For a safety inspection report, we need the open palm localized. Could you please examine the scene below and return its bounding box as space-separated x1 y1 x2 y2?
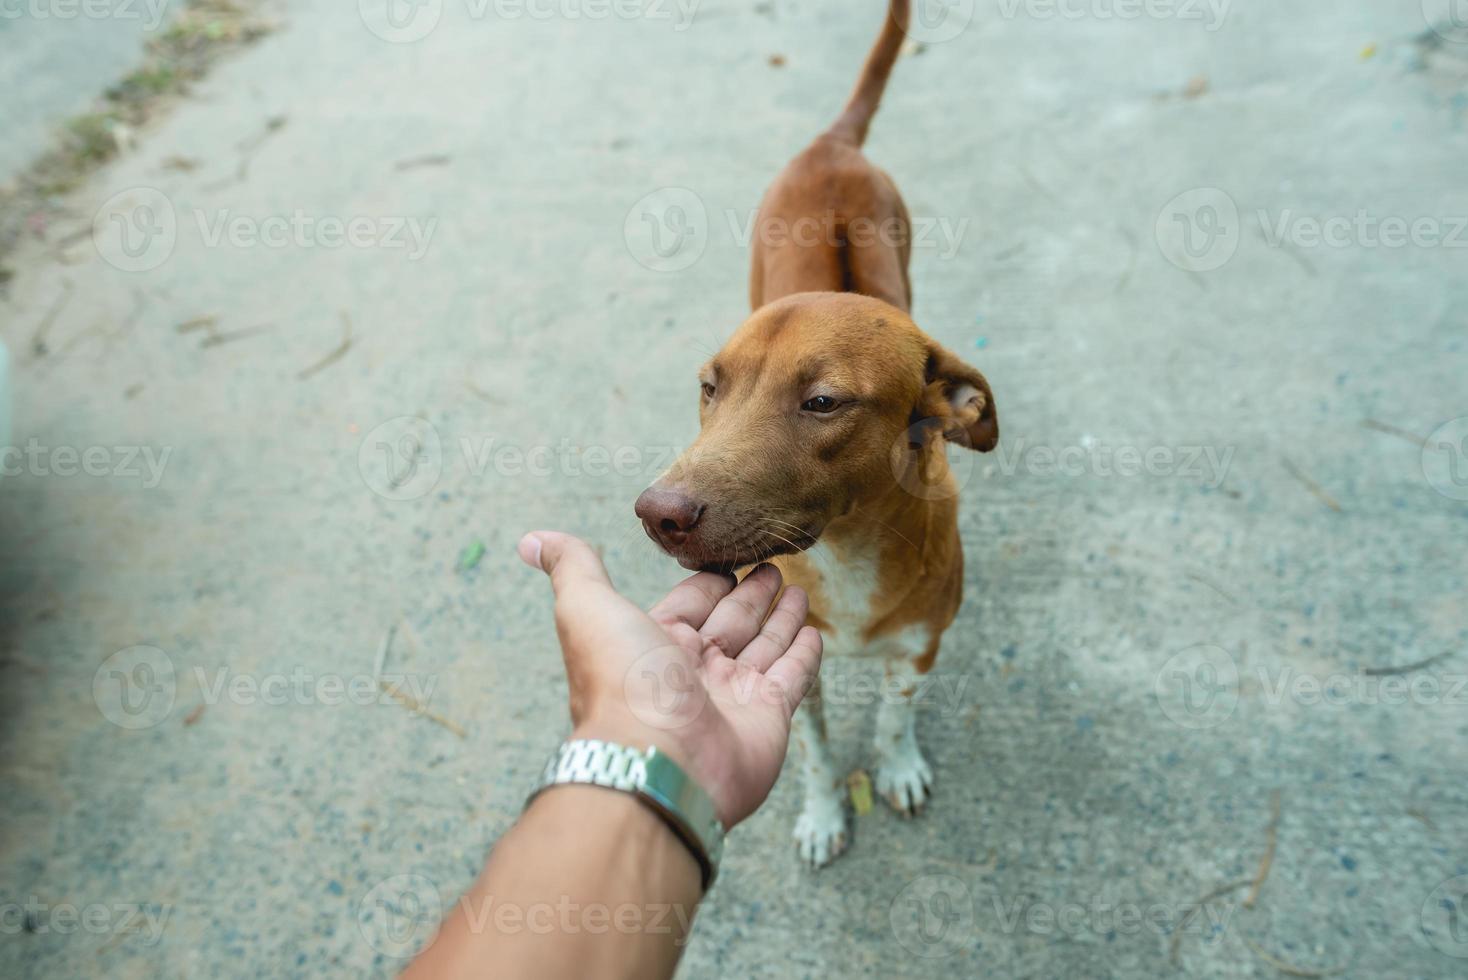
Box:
519 531 823 829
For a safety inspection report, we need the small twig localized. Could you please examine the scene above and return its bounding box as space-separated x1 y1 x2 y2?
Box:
1242 937 1347 977
1281 457 1341 513
379 680 465 738
1185 571 1238 605
297 312 353 380
394 153 451 171
199 322 273 349
1361 418 1427 448
398 616 427 660
1244 790 1282 908
1170 879 1253 965
203 114 286 190
1405 806 1437 831
465 378 503 404
29 278 75 358
175 314 218 334
1362 650 1453 677
373 623 396 681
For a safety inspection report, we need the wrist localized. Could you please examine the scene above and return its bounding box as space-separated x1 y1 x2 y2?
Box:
571 713 696 777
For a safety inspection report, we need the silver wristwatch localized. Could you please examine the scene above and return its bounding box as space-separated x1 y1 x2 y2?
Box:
526 739 725 890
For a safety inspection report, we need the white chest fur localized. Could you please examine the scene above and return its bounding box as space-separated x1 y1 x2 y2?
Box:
803 541 876 657
802 541 933 661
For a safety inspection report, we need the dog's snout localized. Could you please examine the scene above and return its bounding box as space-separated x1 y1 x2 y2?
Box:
635 486 705 547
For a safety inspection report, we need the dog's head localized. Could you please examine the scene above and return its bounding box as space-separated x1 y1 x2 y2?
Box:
635 292 997 571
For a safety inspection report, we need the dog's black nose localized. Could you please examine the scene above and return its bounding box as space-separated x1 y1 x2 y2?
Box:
635 486 705 547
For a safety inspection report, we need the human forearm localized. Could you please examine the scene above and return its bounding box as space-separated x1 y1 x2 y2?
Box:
403 783 702 980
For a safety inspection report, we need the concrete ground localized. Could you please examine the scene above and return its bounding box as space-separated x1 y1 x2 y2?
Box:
1 1 1466 977
0 3 177 179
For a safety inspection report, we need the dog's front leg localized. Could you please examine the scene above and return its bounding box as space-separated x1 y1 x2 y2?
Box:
791 675 849 867
874 655 934 816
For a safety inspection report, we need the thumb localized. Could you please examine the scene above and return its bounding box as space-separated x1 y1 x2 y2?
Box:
518 531 614 596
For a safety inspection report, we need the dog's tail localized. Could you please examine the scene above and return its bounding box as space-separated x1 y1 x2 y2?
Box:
824 0 910 147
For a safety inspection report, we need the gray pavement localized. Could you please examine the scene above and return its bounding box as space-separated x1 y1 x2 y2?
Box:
0 1 176 180
0 1 1466 977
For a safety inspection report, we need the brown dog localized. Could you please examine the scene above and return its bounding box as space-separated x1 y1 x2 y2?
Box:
635 0 998 867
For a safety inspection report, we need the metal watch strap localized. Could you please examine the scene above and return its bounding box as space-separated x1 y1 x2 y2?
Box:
525 739 725 890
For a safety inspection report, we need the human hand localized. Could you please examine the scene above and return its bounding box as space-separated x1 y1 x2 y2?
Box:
517 531 823 829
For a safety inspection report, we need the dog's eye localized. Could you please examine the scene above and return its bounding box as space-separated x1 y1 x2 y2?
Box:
701 382 716 400
801 395 838 413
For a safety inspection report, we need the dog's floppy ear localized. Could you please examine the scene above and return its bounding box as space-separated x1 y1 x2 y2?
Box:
913 341 999 452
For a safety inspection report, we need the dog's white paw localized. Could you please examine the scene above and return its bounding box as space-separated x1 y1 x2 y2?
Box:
875 746 933 817
794 798 849 868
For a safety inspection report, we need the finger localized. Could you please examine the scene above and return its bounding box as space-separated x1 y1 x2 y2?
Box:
518 531 615 598
765 626 823 716
648 570 737 631
698 563 783 659
735 585 809 673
